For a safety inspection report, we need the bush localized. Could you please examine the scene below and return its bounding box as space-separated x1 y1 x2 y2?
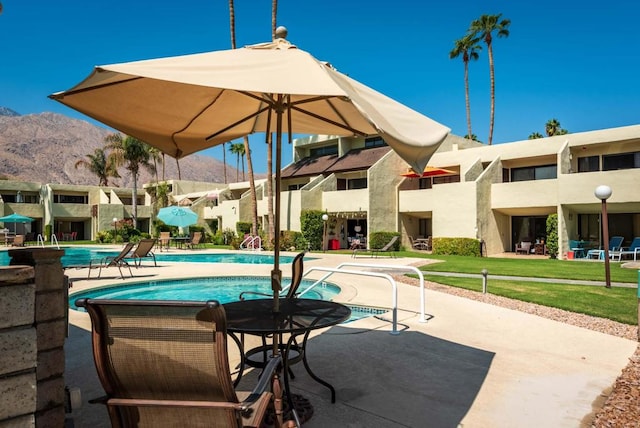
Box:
300 210 325 251
236 222 252 236
546 214 559 259
432 237 481 256
368 231 401 250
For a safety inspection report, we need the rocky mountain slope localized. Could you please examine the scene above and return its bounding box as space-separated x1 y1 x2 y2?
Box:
0 108 242 187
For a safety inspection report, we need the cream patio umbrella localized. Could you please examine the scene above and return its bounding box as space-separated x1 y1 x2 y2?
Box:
49 31 450 313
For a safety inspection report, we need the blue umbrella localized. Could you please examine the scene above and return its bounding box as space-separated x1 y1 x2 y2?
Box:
157 206 198 228
0 213 34 234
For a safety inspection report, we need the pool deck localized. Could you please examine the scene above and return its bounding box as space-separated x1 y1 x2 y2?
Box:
63 249 637 427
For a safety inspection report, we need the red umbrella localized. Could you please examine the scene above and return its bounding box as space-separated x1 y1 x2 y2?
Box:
400 166 455 178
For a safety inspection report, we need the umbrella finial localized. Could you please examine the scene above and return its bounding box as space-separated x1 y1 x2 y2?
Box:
275 26 288 39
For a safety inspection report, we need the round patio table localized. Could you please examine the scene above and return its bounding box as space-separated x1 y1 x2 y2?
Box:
223 298 351 426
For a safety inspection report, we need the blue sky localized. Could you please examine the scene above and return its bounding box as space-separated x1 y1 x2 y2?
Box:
2 1 639 173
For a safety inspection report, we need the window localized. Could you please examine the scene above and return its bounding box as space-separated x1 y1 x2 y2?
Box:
364 136 387 148
418 178 432 189
502 168 510 183
602 151 640 171
310 145 338 157
347 178 367 190
432 175 460 185
577 156 599 172
511 164 557 182
287 183 305 191
53 194 87 204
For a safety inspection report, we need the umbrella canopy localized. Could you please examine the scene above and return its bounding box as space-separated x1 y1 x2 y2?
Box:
157 206 198 228
0 213 34 234
400 166 456 178
0 213 35 223
49 32 450 314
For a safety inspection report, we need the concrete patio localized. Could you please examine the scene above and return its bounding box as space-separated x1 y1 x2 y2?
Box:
63 250 637 427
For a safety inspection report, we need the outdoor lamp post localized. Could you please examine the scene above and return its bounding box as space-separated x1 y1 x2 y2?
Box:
113 217 118 244
595 185 612 288
322 213 329 252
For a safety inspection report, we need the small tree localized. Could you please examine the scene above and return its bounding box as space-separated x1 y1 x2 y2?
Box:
300 210 325 251
546 214 559 259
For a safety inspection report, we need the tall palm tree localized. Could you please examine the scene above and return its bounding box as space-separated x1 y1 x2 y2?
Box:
148 147 162 183
104 133 155 229
449 34 482 141
469 14 510 145
229 142 245 182
528 132 544 140
228 0 260 236
74 148 120 186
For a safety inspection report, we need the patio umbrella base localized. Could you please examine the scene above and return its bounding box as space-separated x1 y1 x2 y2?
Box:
262 393 314 427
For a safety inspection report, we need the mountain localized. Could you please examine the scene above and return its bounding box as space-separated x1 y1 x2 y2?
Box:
0 109 243 187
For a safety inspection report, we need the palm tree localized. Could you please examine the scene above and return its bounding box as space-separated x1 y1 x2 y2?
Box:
228 0 260 237
264 0 278 245
104 133 155 229
449 34 481 141
545 119 568 137
528 132 544 140
469 14 510 145
229 142 245 182
74 148 120 186
148 147 162 183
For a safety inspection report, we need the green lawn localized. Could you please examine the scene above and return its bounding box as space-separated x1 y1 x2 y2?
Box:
406 254 639 325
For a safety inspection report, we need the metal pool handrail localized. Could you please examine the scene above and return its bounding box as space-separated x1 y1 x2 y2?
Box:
299 263 426 325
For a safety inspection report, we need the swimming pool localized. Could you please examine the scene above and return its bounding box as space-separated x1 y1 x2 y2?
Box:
68 276 386 323
0 247 299 268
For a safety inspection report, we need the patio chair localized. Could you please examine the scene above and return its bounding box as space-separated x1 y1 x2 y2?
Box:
515 241 532 255
74 298 293 428
237 252 306 382
11 234 25 247
158 231 171 251
610 237 640 261
128 238 157 267
186 231 203 249
87 242 135 279
587 236 624 260
409 236 429 251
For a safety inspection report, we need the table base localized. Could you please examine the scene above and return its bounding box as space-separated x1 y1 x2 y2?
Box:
261 393 314 428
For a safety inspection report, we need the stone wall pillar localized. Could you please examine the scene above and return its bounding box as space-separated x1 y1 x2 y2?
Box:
3 248 66 428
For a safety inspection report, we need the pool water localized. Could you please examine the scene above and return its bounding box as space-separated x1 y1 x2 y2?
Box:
0 247 298 268
68 276 386 323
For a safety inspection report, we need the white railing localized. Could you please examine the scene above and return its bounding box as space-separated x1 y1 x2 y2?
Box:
298 263 426 335
37 233 60 249
240 235 262 251
51 234 60 249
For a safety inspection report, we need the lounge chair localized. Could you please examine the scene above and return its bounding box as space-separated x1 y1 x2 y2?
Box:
610 237 640 261
74 298 294 428
127 238 157 267
587 236 624 260
353 235 399 258
515 241 532 255
87 242 135 279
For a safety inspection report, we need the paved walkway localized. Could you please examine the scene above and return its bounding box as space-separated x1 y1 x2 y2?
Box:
63 250 638 427
424 270 637 288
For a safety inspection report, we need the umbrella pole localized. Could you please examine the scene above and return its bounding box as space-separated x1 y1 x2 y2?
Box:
271 96 284 356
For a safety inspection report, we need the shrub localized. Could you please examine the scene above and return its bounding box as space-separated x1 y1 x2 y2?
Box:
236 221 252 236
432 237 481 256
546 214 559 259
300 210 325 251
